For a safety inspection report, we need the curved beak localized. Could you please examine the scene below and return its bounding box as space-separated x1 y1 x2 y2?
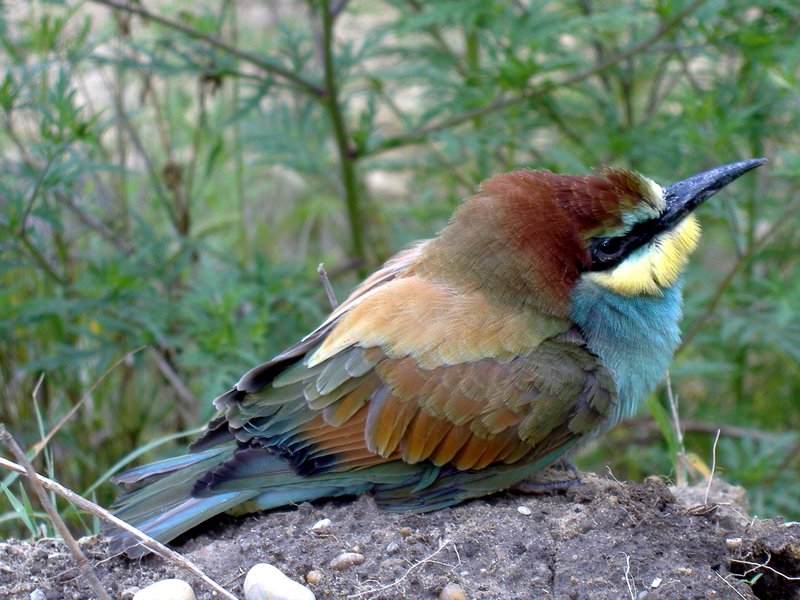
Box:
659 158 767 231
588 158 768 272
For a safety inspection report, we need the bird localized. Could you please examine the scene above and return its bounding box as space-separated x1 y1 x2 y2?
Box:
108 158 766 557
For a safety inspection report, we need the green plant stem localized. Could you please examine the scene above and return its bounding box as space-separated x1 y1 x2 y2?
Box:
318 0 366 273
90 0 326 97
2 224 69 287
363 0 710 157
106 78 175 228
19 144 66 235
223 0 249 258
329 0 350 19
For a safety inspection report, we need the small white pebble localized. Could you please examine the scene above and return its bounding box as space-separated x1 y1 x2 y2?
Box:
517 506 532 516
386 541 399 553
726 537 742 550
244 564 315 600
439 583 466 600
328 552 365 570
650 577 662 588
311 518 332 532
31 590 46 600
133 579 195 600
305 570 322 584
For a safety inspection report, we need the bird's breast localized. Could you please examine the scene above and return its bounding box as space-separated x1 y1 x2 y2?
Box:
569 277 684 424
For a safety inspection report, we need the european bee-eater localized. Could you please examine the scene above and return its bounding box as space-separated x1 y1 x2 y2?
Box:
108 159 765 557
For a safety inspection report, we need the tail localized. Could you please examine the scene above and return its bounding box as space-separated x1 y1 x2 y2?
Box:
107 440 566 557
107 447 251 557
106 445 405 557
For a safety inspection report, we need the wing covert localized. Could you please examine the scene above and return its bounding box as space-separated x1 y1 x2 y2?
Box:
195 249 616 483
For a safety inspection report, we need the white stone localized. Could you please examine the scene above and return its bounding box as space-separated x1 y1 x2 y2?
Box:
132 579 195 600
517 505 532 515
726 537 742 550
439 583 466 600
244 563 315 600
311 518 332 532
305 570 322 584
328 552 365 570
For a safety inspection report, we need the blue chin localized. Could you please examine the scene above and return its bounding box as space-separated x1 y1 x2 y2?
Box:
569 276 684 426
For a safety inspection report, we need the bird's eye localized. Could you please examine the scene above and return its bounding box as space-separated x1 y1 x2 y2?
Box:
589 236 630 271
593 237 624 258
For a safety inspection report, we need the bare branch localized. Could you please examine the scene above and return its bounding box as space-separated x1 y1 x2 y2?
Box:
0 454 239 600
317 0 367 272
90 0 326 97
318 263 340 309
0 426 112 600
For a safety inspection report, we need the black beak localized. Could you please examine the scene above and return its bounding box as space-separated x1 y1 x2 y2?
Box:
659 158 767 232
589 158 767 271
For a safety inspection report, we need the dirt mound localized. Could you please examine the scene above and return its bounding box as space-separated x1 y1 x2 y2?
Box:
2 474 798 599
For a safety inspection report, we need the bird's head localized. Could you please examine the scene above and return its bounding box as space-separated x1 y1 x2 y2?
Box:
581 159 767 297
417 159 766 317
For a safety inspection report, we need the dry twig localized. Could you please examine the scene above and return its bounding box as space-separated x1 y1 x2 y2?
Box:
712 570 749 599
0 454 239 600
318 263 340 309
731 553 800 581
623 553 635 600
0 426 112 600
29 348 145 460
704 429 721 505
349 539 452 599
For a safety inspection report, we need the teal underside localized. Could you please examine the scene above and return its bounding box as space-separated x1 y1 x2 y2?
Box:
570 275 684 426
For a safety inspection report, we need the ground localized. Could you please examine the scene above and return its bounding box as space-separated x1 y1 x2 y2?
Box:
2 474 800 600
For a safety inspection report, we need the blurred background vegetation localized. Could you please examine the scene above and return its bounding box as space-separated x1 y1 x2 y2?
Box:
2 0 799 539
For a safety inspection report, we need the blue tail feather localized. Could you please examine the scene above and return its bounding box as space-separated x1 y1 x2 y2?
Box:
111 492 255 558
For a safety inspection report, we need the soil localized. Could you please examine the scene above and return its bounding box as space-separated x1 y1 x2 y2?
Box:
2 474 799 600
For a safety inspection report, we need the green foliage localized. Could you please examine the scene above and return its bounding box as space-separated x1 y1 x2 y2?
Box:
1 483 47 538
646 393 681 466
1 0 799 539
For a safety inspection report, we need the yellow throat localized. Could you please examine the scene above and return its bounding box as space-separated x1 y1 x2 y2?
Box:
586 214 701 296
